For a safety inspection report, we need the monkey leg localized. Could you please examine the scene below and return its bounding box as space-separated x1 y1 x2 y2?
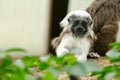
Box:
94 24 118 56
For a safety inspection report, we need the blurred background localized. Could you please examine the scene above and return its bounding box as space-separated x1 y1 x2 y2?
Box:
0 0 94 57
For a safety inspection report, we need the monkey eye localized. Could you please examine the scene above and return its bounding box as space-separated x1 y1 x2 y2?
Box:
90 21 93 25
68 18 71 23
74 20 79 25
81 21 87 26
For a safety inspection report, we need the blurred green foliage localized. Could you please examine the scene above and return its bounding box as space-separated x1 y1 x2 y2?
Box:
92 42 120 80
0 42 120 80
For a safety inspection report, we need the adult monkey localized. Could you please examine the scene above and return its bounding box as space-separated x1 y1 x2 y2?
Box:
86 0 120 56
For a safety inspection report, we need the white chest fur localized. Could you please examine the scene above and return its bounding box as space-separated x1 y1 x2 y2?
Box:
70 37 89 54
56 33 91 61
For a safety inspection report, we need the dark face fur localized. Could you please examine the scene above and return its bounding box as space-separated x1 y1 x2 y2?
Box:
68 15 92 36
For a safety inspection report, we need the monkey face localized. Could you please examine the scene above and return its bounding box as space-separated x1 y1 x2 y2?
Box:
60 10 93 37
70 17 88 36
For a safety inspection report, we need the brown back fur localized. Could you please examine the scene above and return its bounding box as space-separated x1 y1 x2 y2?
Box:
86 0 120 55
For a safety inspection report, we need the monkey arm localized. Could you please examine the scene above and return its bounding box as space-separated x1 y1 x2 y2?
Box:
56 34 73 57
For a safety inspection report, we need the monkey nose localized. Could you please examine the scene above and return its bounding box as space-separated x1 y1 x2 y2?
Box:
76 27 84 33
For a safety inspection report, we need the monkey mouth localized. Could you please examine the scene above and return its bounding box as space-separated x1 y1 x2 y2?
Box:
72 27 87 36
72 30 87 37
73 32 86 37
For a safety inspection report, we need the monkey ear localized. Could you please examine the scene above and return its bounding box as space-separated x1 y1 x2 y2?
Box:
59 12 74 28
90 20 94 29
59 17 69 28
88 16 94 29
59 15 75 27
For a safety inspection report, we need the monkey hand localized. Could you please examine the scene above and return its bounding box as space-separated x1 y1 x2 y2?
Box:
56 47 69 57
87 52 100 59
75 54 87 62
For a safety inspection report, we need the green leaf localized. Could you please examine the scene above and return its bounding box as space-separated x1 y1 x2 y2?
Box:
25 74 34 80
83 60 101 73
39 62 49 71
64 62 87 77
4 48 27 53
0 56 12 68
98 65 118 77
44 72 57 80
92 71 102 76
97 75 104 80
8 65 33 80
102 66 114 73
110 57 120 63
115 70 120 78
22 56 40 67
46 55 65 68
49 55 64 65
63 54 77 65
14 60 26 69
40 55 51 62
106 49 120 58
47 67 61 77
110 42 120 50
36 77 43 80
104 71 116 80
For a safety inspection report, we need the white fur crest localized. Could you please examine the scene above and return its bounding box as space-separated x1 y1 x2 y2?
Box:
60 10 92 28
